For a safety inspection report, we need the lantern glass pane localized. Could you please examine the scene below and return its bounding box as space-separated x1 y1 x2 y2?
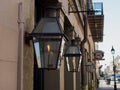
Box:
57 39 65 69
33 36 62 69
66 56 80 72
87 66 91 72
34 42 42 68
111 50 115 55
78 56 82 71
86 62 93 72
66 57 70 71
39 40 61 69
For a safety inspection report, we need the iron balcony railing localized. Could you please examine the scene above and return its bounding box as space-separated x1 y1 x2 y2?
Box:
87 2 104 42
87 2 103 16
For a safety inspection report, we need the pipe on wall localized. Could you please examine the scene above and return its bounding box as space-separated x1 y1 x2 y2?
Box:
80 13 88 89
17 2 24 90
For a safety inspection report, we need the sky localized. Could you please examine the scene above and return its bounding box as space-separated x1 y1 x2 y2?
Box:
93 0 120 70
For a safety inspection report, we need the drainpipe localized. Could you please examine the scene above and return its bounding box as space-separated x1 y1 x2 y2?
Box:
17 2 24 90
87 39 92 88
80 13 88 90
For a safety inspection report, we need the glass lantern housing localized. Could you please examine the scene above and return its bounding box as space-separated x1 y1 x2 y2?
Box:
86 61 92 72
64 40 82 72
33 18 66 70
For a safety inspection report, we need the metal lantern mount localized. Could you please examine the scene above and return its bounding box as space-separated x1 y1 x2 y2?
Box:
25 17 67 70
64 38 82 72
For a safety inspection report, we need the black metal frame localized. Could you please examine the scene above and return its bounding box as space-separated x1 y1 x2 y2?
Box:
113 60 117 90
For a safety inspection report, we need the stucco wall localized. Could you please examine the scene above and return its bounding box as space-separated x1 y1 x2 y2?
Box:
0 0 35 90
0 0 18 90
23 0 34 90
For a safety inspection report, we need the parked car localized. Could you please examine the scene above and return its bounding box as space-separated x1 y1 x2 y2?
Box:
116 74 120 83
110 74 120 82
110 74 114 81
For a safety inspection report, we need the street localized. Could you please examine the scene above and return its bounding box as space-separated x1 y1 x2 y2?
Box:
97 80 120 90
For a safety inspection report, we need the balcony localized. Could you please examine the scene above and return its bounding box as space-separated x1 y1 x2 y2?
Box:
88 2 104 42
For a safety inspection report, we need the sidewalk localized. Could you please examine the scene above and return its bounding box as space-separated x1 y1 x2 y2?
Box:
97 80 120 90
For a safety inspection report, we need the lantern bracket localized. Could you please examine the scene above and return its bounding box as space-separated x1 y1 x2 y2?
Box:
24 32 33 45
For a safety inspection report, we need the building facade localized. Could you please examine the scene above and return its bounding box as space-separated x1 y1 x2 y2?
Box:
0 0 104 90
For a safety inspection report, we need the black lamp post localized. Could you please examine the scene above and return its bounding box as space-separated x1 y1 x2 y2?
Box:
111 46 117 90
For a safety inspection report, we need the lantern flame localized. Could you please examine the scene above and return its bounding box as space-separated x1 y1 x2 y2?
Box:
47 44 51 52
